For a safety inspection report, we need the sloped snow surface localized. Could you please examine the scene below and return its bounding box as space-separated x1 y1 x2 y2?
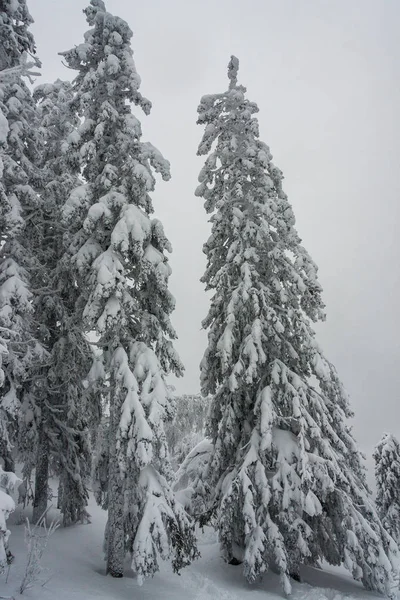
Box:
0 487 388 600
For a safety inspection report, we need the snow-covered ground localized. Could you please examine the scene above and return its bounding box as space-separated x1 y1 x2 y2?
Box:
0 490 384 600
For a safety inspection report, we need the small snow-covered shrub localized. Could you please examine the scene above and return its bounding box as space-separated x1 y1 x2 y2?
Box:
173 438 214 513
166 394 211 470
0 467 20 571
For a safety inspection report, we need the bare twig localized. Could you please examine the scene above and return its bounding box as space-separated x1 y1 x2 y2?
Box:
19 507 59 595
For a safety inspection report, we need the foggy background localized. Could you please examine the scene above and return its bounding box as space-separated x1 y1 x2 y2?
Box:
31 0 400 466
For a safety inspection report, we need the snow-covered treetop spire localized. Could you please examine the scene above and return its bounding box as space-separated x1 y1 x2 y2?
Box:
60 0 151 131
83 0 106 26
227 55 239 89
89 0 106 10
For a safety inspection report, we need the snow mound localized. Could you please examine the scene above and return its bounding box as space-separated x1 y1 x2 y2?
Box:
297 585 358 600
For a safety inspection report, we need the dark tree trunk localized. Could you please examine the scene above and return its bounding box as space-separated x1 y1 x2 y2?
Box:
32 423 49 524
228 557 242 566
106 387 125 578
290 570 302 583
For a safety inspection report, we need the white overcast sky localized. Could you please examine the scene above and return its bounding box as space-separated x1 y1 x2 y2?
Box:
30 0 399 460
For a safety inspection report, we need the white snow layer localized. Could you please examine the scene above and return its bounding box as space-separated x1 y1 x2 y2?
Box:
0 487 387 600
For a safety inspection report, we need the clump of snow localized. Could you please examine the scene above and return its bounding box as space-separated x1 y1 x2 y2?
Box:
0 467 20 571
0 109 8 144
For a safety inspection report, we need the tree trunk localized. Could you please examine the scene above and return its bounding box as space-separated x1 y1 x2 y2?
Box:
2 449 15 474
290 569 302 583
106 388 125 577
32 423 49 524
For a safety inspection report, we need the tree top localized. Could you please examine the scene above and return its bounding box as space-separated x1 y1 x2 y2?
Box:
84 0 106 25
228 55 239 89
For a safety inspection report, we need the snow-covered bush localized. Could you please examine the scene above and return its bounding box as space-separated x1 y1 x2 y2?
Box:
166 394 211 469
0 466 20 571
173 438 214 512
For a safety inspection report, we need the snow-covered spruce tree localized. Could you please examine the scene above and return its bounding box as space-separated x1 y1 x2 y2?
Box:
0 1 93 526
373 433 400 544
19 79 101 526
60 0 198 580
0 0 46 476
193 56 399 597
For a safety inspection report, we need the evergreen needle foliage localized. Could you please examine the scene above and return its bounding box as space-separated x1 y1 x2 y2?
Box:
193 56 399 597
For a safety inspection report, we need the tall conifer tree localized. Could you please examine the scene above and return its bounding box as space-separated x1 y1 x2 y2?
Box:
23 80 100 525
0 0 46 476
194 56 398 597
60 0 197 580
374 433 400 545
